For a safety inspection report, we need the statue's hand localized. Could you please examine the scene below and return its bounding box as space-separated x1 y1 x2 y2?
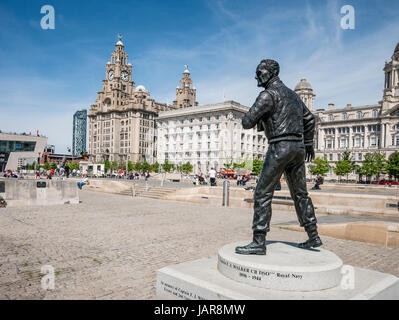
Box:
305 145 315 163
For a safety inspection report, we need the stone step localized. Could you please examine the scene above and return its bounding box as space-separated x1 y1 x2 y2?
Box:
127 186 176 191
120 189 175 195
119 186 177 199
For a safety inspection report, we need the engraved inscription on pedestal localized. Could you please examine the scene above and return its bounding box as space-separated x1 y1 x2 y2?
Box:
157 279 206 300
218 242 343 292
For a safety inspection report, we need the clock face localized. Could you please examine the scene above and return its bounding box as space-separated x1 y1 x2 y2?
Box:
108 70 114 80
121 71 129 82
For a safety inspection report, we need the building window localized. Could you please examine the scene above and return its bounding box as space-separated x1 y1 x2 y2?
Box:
328 114 334 121
372 109 379 118
358 153 362 161
356 111 363 119
370 136 377 147
342 113 347 120
329 154 333 161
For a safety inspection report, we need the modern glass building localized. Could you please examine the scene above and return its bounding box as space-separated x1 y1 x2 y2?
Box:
72 109 87 157
0 133 48 171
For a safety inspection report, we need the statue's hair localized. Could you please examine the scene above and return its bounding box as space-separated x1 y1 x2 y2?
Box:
259 59 280 77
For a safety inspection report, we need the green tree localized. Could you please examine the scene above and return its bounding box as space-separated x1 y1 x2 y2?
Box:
251 158 264 176
151 161 160 173
111 161 118 171
223 159 233 170
43 162 50 170
374 152 387 180
67 162 79 171
233 161 246 170
386 152 399 180
358 152 387 182
127 160 134 172
104 159 111 172
181 162 193 173
142 161 151 172
162 159 174 172
133 162 142 171
333 151 355 181
50 163 57 170
118 162 126 170
309 156 330 176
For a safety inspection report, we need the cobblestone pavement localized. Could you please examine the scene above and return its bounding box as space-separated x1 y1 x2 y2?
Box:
1 190 399 300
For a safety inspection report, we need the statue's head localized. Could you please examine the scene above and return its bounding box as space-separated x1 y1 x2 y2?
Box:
255 59 280 87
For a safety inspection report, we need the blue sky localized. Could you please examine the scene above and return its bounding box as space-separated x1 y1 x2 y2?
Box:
0 0 398 153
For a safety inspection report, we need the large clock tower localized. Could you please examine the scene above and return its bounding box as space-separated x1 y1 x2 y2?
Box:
97 34 135 112
88 35 172 164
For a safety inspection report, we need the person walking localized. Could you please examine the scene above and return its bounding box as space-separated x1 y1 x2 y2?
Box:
236 174 242 186
209 167 217 186
65 165 70 178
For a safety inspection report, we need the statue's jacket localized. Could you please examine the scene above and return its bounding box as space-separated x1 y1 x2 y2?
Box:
242 77 315 146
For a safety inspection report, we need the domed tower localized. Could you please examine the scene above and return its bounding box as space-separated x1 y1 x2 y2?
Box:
173 65 198 109
295 78 316 111
382 42 399 112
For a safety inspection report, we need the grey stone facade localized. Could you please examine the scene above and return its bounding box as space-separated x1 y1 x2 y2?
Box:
297 42 399 179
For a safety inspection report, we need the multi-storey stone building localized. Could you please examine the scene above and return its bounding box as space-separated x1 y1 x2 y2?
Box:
156 101 268 173
88 37 173 164
295 41 399 178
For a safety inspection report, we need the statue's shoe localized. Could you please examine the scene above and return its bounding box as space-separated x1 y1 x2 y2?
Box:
298 236 323 249
235 242 266 255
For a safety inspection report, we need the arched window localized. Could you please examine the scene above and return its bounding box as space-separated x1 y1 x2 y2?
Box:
328 114 334 121
356 111 363 119
342 113 347 120
372 109 379 118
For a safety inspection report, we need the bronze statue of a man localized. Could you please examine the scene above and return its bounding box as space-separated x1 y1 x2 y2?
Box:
235 59 322 255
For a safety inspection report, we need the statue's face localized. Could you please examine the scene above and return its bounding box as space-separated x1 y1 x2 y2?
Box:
255 63 273 87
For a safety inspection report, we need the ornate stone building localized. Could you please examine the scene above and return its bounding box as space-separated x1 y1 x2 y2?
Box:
156 101 268 173
173 66 198 109
295 78 316 111
297 42 399 179
88 37 173 164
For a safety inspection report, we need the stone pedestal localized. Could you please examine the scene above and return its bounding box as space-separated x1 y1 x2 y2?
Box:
156 242 399 300
218 242 342 291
